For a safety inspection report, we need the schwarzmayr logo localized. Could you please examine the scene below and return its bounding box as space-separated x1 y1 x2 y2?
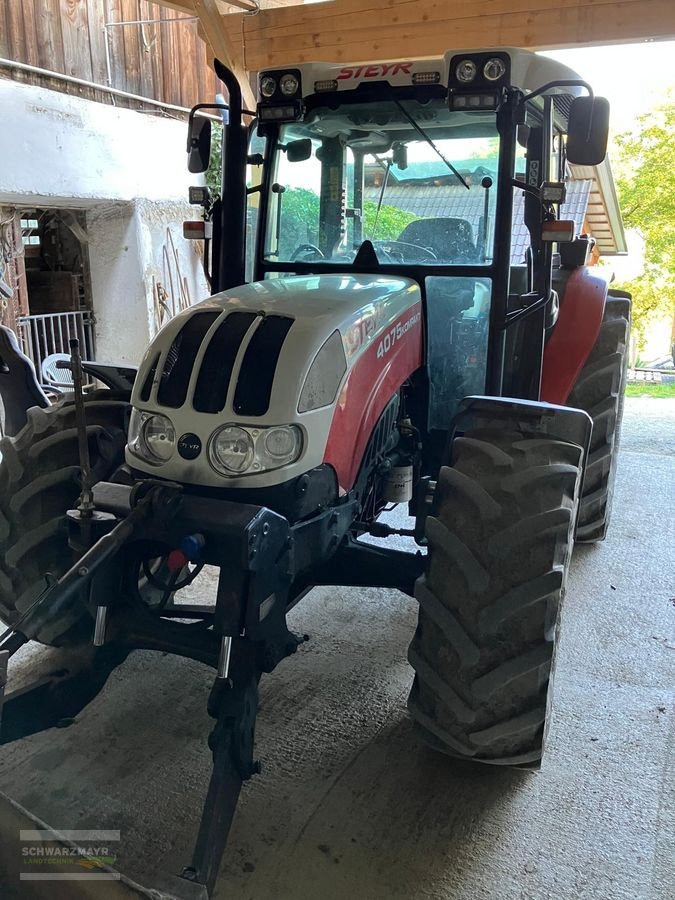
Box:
20 829 120 881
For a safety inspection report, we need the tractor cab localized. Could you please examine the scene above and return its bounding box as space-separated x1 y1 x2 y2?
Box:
184 48 609 467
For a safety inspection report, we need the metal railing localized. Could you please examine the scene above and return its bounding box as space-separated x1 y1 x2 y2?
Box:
18 310 96 387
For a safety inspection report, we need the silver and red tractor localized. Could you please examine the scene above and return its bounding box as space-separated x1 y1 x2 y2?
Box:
0 48 630 896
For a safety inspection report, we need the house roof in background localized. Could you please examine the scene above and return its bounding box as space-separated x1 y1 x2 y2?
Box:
569 158 627 255
365 179 593 266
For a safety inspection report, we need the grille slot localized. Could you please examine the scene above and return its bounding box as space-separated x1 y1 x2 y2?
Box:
193 312 258 413
233 315 294 416
157 311 221 408
139 352 160 402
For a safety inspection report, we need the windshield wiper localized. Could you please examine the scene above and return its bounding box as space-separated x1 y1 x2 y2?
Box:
392 97 470 191
371 155 393 239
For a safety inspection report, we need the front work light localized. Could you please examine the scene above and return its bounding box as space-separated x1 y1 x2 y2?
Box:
483 58 507 81
455 60 477 83
260 76 277 98
280 74 300 96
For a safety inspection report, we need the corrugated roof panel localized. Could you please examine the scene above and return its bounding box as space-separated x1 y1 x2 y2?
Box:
366 179 592 265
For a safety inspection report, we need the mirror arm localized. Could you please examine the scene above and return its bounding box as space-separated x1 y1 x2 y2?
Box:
524 79 594 104
523 80 598 157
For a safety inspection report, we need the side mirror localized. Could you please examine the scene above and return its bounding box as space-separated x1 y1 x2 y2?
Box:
566 96 610 166
285 138 312 163
187 117 212 173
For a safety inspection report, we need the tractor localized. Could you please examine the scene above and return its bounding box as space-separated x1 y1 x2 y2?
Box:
0 48 630 896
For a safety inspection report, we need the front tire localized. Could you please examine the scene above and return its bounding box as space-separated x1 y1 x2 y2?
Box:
0 399 129 644
567 292 631 542
408 429 583 766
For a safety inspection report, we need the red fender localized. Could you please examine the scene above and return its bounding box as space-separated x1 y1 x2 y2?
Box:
541 267 609 405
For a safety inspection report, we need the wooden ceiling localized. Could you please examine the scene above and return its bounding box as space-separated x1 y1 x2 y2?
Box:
162 0 675 103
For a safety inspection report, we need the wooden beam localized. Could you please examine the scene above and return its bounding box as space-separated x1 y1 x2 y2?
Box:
220 0 258 11
191 0 256 108
155 0 199 15
227 0 675 70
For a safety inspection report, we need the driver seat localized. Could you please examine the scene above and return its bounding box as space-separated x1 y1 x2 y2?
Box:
398 217 478 263
0 324 50 437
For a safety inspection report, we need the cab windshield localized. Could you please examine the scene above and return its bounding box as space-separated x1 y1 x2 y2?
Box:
263 98 499 268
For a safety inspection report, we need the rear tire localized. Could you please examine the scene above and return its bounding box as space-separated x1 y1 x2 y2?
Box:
0 399 129 645
408 429 583 766
568 293 631 542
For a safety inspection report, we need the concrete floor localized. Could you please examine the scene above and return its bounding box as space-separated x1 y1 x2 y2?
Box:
1 397 674 900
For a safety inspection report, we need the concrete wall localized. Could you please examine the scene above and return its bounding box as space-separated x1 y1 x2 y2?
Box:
87 201 208 366
0 77 210 365
0 78 197 206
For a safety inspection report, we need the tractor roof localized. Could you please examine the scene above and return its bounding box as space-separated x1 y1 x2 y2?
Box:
264 48 588 103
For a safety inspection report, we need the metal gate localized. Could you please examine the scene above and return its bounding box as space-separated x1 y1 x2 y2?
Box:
18 311 96 386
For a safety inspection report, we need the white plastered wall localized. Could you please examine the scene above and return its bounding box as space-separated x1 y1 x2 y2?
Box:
0 77 210 365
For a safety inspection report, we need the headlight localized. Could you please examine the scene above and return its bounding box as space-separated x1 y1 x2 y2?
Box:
483 58 507 81
455 59 477 83
208 424 302 477
128 410 176 465
260 75 277 98
279 73 299 96
209 425 254 474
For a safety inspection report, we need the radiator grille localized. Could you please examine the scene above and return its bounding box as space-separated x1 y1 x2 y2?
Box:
139 352 160 402
157 311 220 408
233 315 294 417
193 312 258 413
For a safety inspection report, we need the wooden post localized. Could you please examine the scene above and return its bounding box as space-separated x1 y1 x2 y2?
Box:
192 0 256 110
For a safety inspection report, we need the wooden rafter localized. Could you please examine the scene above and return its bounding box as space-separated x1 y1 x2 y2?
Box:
158 0 675 101
156 0 256 107
192 0 256 108
225 0 675 71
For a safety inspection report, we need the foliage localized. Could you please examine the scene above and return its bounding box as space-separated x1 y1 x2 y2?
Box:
274 188 417 258
205 123 223 197
363 200 417 241
625 381 675 398
613 96 675 345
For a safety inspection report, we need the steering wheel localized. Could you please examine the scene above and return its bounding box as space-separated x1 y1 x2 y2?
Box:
371 240 438 264
290 243 325 262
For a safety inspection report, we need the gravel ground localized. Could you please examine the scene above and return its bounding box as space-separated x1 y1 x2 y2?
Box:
621 397 675 457
0 397 673 900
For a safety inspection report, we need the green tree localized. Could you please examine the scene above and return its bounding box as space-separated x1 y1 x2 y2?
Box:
273 188 417 257
363 200 417 241
613 96 675 349
205 124 223 196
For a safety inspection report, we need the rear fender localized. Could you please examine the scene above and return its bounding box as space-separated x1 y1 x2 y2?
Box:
541 267 609 405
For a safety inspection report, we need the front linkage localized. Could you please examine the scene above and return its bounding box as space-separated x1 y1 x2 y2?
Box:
0 344 423 898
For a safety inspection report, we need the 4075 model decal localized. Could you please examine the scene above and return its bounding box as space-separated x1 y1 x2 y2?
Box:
376 311 422 360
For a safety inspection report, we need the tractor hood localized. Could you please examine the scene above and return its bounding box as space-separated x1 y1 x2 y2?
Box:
126 274 423 489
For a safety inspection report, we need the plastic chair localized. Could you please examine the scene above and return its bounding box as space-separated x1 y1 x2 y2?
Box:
42 353 74 389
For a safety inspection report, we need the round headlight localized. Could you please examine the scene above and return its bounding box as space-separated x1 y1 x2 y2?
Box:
260 75 277 98
455 59 477 84
483 57 507 82
279 74 299 97
264 426 299 460
142 414 175 462
209 425 254 475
